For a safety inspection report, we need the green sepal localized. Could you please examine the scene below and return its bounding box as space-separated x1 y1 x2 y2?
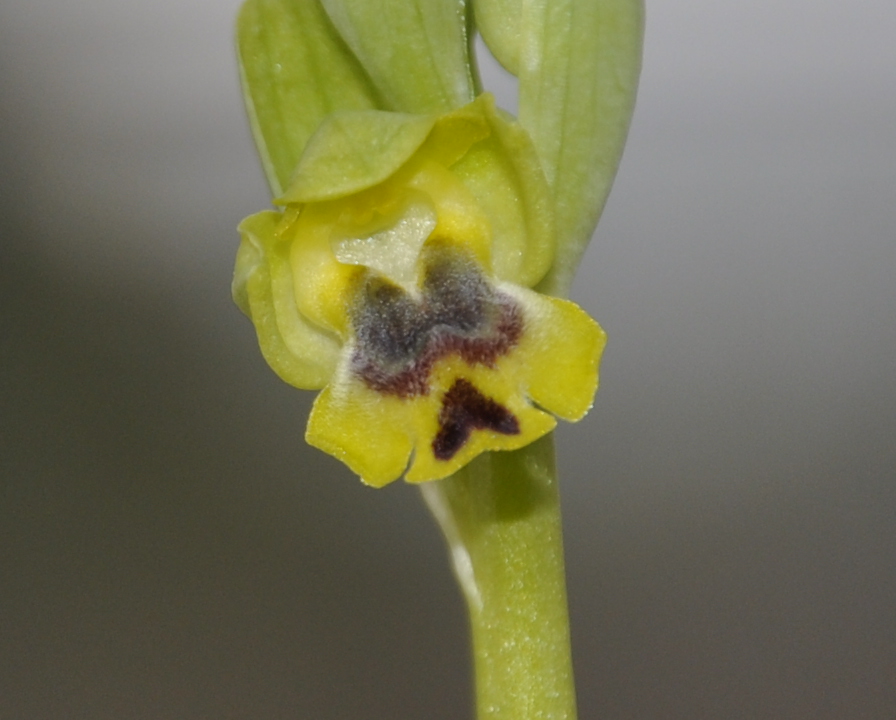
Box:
237 0 379 197
320 0 475 114
517 0 644 295
235 210 340 389
277 111 437 204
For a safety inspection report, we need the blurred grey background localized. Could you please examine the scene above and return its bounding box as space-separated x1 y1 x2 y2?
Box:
2 1 895 718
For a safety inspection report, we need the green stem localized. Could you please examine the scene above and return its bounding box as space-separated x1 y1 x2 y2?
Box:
421 434 576 720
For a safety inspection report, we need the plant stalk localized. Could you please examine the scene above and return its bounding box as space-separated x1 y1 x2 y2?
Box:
421 434 576 720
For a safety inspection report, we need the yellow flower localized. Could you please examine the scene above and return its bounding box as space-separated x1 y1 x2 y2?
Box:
234 95 605 487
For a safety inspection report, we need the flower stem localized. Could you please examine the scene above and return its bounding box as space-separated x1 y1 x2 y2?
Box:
421 434 577 720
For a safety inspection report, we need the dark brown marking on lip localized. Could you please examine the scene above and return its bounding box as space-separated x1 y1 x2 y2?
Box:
350 245 524 398
432 378 520 460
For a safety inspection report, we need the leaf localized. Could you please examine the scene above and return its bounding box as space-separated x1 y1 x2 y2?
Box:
237 0 379 196
320 0 475 114
517 0 644 295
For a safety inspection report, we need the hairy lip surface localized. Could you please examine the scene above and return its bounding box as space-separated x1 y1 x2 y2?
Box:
349 249 524 398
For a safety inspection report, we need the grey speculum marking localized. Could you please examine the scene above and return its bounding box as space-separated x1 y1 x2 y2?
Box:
350 245 523 460
350 245 523 398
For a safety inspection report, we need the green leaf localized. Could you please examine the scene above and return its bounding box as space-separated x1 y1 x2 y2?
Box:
237 0 379 196
320 0 475 114
514 0 644 295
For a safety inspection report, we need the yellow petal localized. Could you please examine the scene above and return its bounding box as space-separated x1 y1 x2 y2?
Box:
450 94 555 287
286 203 362 335
406 160 493 271
236 211 339 389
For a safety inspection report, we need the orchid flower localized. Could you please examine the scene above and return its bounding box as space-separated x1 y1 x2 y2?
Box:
236 93 604 485
233 0 642 717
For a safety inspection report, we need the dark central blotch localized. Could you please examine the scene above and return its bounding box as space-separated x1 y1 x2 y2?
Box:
350 245 523 397
433 379 520 460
